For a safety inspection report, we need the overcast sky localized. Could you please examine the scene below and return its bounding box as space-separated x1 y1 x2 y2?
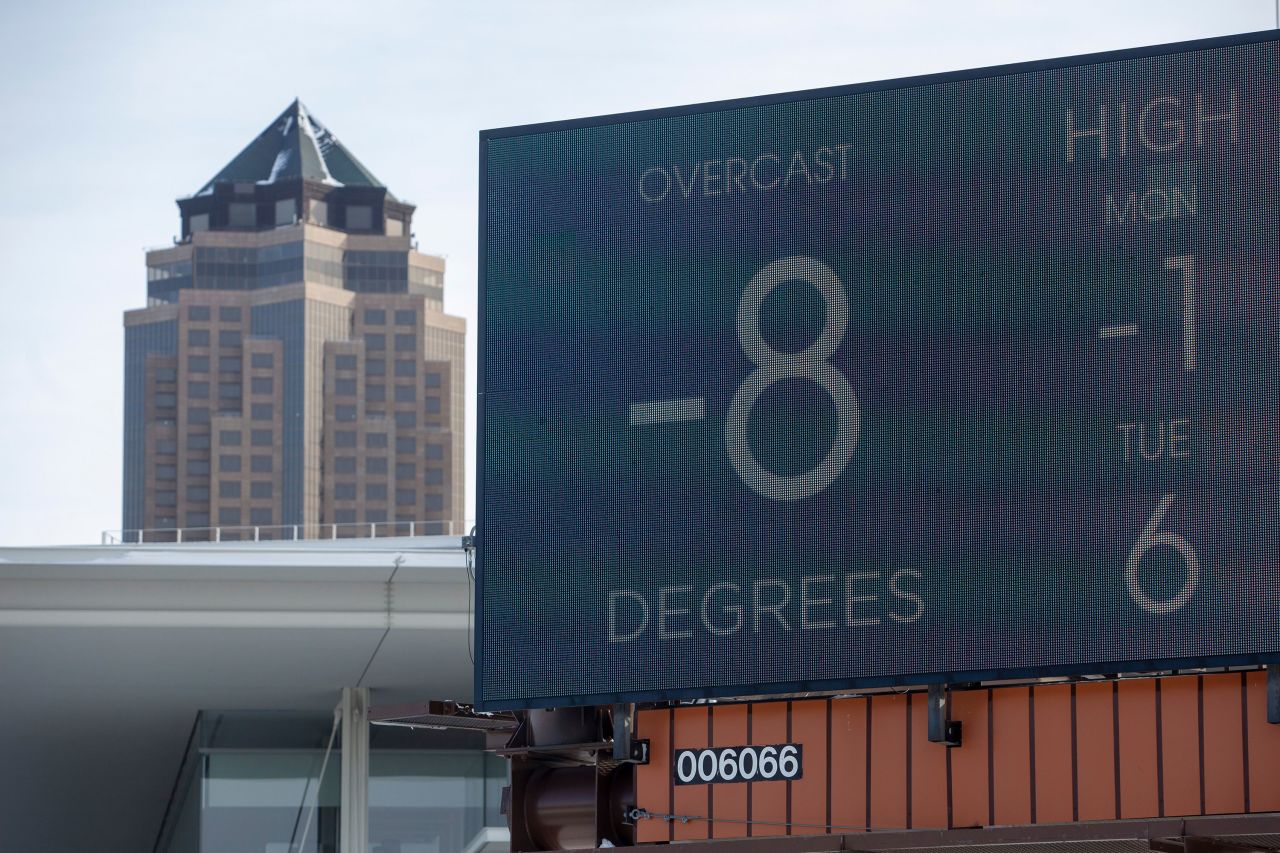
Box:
0 0 1273 546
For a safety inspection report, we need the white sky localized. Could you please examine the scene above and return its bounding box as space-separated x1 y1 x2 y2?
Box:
0 0 1274 546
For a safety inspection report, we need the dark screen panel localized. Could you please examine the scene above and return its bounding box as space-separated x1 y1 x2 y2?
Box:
478 33 1280 709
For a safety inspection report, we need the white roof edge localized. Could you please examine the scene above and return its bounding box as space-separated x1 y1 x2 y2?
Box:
0 536 468 579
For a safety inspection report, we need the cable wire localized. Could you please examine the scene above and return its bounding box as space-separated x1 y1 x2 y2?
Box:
629 807 867 833
356 554 404 687
289 705 341 853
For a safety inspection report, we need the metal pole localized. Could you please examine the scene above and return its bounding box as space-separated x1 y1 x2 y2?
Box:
340 687 370 853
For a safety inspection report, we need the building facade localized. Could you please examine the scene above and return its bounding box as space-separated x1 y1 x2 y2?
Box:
123 100 465 540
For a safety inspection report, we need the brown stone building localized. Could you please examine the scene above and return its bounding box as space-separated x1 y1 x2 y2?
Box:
123 100 465 540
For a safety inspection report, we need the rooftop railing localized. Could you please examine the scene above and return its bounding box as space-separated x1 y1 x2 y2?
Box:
101 519 471 545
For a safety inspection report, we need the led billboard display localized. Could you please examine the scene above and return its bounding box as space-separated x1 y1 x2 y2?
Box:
478 32 1280 710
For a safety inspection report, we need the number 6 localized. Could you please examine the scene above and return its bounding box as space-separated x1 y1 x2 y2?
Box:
1126 494 1199 615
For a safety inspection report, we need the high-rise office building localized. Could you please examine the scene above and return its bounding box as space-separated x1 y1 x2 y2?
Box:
123 100 465 540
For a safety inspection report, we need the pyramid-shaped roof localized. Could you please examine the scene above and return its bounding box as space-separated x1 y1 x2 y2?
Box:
195 99 386 196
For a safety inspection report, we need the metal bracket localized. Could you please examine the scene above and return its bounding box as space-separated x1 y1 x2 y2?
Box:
928 684 962 747
1268 665 1280 725
612 703 648 762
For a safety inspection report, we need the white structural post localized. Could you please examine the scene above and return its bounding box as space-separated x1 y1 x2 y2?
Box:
340 686 370 853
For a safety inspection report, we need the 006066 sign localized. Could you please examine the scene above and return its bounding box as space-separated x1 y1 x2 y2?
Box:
673 744 803 785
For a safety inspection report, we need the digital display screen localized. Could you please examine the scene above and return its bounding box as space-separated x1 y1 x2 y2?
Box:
477 32 1280 710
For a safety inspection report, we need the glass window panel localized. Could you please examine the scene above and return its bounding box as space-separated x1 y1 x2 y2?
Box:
220 455 241 473
188 329 210 347
367 458 387 475
220 430 242 447
394 309 416 326
367 433 388 449
251 404 273 420
364 309 386 325
335 430 357 448
251 429 273 447
251 352 273 369
228 202 256 228
274 198 296 226
250 481 273 499
394 334 416 352
251 377 273 395
346 205 372 230
335 354 358 371
219 481 241 498
219 306 242 322
250 455 273 473
188 306 210 321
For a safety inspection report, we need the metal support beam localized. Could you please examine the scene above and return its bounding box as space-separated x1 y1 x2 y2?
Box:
340 687 370 853
611 703 648 763
927 684 962 747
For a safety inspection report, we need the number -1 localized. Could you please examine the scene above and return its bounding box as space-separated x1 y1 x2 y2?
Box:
1165 255 1195 372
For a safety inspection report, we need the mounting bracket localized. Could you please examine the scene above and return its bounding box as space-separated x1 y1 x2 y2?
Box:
1268 665 1280 725
928 683 963 747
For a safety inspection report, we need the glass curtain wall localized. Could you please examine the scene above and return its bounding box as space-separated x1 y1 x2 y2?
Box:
156 711 506 853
